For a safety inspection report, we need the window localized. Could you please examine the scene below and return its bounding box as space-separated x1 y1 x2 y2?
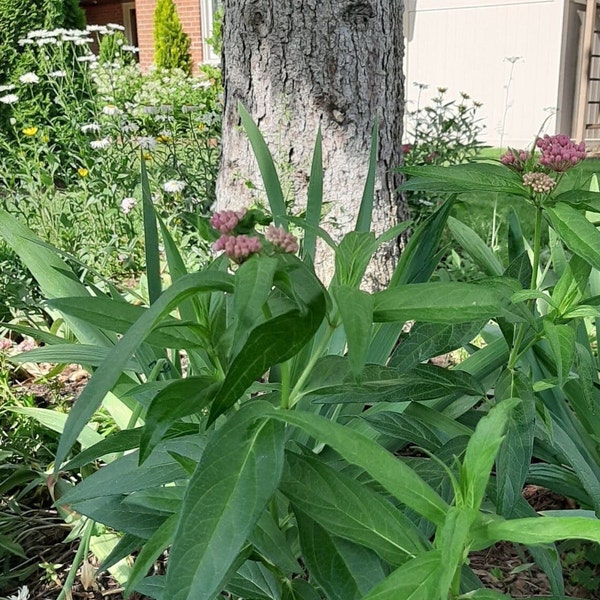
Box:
201 0 222 63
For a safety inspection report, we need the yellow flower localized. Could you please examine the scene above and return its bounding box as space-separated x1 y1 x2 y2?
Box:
22 126 38 136
143 153 152 161
77 168 89 178
198 123 206 132
156 134 171 143
42 135 49 142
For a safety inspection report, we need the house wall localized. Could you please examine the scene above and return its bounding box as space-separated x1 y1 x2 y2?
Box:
83 1 126 28
405 0 568 148
135 0 204 72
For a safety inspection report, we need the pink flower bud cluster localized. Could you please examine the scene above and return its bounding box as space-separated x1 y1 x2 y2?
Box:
213 234 262 263
522 172 556 194
536 135 586 172
500 149 530 172
265 225 299 254
209 208 247 234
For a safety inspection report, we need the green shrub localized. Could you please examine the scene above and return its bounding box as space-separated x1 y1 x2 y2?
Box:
153 0 192 74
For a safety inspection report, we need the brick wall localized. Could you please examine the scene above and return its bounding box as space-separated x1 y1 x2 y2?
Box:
136 0 204 72
83 1 125 28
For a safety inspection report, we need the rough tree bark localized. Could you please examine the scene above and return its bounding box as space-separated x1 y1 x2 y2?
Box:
216 0 405 287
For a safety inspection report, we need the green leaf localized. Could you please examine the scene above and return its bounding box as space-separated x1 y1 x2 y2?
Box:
249 512 300 575
546 204 600 271
551 255 591 317
494 370 535 517
47 297 210 349
12 345 140 371
553 189 600 212
282 451 427 565
163 403 285 600
361 551 442 600
373 282 508 324
296 510 386 600
302 127 323 264
238 102 287 227
448 217 504 276
543 321 576 387
399 163 528 197
460 399 519 509
507 207 526 265
209 257 326 422
140 376 218 463
332 285 373 378
363 412 443 452
0 209 112 347
434 506 478 600
231 255 278 354
63 428 143 471
226 560 282 600
368 198 455 365
309 363 484 404
141 154 162 303
7 407 103 449
54 271 233 471
60 436 205 504
458 590 511 599
124 513 177 596
266 409 449 526
71 495 168 539
355 118 378 233
389 321 484 371
333 231 377 288
475 514 600 547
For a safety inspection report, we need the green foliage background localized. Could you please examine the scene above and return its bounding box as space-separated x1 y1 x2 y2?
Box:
154 0 193 74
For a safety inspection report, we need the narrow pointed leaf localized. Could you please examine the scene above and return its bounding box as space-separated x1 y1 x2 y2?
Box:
448 217 503 276
296 511 386 600
546 204 600 271
238 102 287 226
373 282 508 324
361 551 442 600
163 403 285 600
282 451 427 565
355 118 378 232
303 127 323 264
267 409 449 526
332 285 373 378
54 271 233 471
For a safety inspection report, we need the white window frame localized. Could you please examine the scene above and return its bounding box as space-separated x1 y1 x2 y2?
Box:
201 0 222 64
122 2 136 46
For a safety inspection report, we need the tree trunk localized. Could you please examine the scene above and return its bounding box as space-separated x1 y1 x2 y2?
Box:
217 0 405 287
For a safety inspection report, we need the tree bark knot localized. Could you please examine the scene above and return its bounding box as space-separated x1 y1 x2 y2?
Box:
243 4 272 37
342 1 375 24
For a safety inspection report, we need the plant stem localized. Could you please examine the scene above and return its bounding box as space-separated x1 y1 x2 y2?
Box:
280 360 291 409
56 518 93 600
508 204 543 370
287 324 336 409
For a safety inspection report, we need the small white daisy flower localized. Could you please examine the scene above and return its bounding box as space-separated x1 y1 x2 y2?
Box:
19 72 39 84
48 70 67 78
163 180 186 194
80 123 100 133
0 94 19 104
120 197 137 214
90 137 111 150
102 104 122 116
107 23 126 31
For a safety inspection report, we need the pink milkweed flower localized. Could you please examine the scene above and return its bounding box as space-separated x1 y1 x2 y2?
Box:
210 208 247 234
536 134 586 172
265 225 299 254
500 148 531 172
213 234 262 263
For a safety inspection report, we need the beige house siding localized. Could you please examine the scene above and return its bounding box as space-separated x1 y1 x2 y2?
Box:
405 0 569 148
